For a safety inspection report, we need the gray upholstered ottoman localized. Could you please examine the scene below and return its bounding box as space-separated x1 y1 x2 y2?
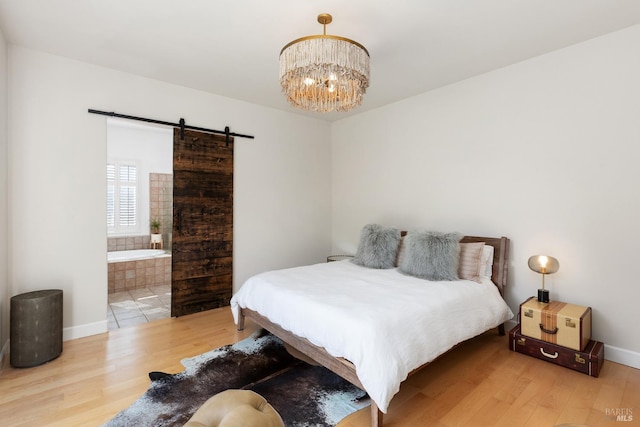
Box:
10 289 63 368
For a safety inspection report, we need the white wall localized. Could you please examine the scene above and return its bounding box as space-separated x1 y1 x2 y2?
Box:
332 25 640 367
0 22 9 363
8 46 332 339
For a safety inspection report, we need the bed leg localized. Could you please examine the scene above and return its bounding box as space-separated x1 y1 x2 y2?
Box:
498 323 505 336
370 401 383 427
237 308 245 331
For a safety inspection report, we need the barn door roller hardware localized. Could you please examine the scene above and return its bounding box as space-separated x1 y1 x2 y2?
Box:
88 109 254 144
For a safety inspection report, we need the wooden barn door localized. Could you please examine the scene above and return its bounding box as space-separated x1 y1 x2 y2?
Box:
171 128 233 317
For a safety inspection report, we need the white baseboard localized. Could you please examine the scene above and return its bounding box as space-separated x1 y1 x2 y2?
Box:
604 344 640 369
503 319 640 369
62 320 108 341
0 322 107 345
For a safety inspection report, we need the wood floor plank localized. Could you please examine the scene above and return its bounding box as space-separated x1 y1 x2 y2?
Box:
1 308 638 427
556 370 602 424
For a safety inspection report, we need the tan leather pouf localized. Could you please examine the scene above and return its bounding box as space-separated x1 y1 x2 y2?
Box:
184 389 284 427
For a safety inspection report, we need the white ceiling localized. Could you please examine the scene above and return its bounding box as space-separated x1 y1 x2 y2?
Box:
1 0 639 121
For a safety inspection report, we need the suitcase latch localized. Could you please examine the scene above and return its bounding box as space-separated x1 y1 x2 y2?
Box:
524 309 533 318
575 354 586 364
565 318 576 328
517 338 526 346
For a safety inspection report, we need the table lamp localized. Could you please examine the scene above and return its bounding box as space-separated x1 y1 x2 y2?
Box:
527 255 559 303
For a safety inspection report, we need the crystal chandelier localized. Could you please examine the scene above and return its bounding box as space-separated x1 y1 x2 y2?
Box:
279 13 370 113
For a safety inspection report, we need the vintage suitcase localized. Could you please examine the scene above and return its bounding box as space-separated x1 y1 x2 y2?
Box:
520 297 591 351
509 324 604 377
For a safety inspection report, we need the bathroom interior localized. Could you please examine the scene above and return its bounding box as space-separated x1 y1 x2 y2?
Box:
106 119 174 330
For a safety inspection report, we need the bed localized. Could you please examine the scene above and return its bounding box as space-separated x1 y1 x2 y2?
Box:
231 230 513 427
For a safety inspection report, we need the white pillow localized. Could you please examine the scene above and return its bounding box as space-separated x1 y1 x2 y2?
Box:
480 244 494 279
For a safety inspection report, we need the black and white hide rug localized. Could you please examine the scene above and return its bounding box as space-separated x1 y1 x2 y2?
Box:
103 329 369 427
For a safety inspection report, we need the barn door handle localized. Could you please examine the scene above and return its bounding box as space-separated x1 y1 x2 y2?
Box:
539 324 558 334
177 210 182 235
540 348 559 359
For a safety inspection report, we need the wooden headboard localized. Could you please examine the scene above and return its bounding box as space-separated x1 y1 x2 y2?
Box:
399 232 509 295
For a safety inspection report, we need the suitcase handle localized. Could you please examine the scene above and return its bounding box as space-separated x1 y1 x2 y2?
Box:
539 323 558 334
540 348 559 359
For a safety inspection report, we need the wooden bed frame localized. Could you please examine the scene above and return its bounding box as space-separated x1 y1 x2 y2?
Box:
237 235 509 427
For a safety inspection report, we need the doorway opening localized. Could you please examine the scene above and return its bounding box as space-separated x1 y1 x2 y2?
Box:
105 118 173 330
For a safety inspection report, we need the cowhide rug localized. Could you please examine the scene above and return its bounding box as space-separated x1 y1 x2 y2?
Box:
103 329 369 427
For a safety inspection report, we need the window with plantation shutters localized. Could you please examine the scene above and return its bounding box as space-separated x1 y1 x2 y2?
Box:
107 161 139 234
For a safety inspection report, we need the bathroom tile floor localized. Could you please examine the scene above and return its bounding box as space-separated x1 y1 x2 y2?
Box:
107 285 171 330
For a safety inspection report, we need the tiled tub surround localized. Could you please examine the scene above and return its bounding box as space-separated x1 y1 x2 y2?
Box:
107 235 153 251
108 249 171 294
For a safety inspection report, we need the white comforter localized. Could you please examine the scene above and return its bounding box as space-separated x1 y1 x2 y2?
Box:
230 260 513 413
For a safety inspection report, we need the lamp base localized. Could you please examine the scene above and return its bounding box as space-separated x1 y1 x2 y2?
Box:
537 289 550 303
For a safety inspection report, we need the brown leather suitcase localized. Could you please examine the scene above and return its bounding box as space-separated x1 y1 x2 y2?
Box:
509 324 604 377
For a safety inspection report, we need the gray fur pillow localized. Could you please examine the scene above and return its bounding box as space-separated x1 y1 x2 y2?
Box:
352 224 401 269
399 231 462 280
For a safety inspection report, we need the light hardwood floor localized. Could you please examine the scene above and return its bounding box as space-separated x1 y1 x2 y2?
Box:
0 307 638 427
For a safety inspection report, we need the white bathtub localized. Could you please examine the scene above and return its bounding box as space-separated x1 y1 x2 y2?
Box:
107 249 169 262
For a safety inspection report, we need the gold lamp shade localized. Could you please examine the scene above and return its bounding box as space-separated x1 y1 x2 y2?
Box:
528 255 560 275
279 13 370 113
528 255 559 303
